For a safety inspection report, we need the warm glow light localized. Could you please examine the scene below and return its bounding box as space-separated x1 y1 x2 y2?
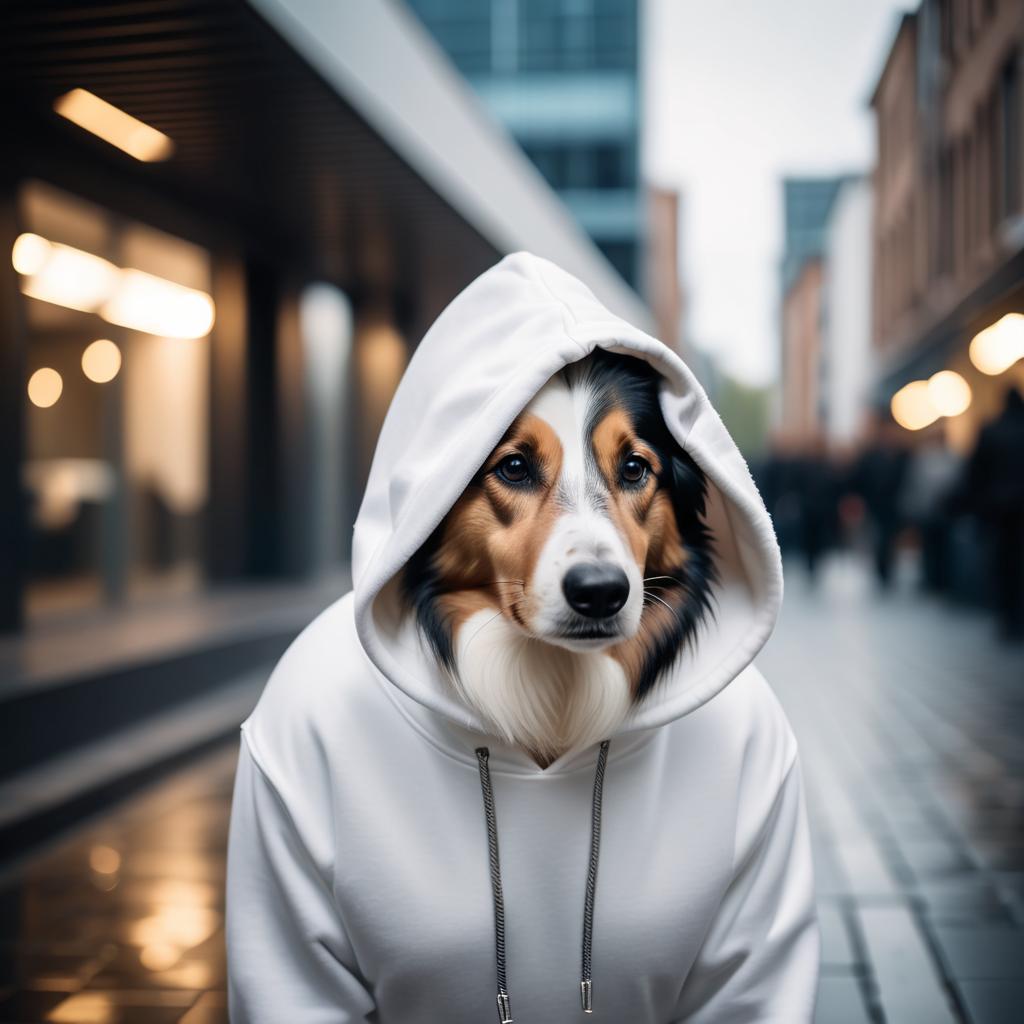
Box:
970 313 1024 375
27 368 63 409
11 233 215 338
11 232 51 274
926 370 971 417
81 339 122 383
54 87 174 162
140 943 180 971
89 844 121 874
891 379 939 431
47 992 116 1023
130 906 220 949
19 240 119 313
101 269 215 339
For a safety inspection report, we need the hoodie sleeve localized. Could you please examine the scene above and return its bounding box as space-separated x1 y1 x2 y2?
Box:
226 734 377 1023
670 752 820 1023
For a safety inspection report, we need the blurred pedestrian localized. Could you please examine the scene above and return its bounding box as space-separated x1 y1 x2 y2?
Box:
794 436 839 584
901 427 962 593
852 414 909 589
963 387 1024 641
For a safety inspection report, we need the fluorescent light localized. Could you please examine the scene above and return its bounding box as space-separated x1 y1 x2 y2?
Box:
969 313 1024 375
28 368 63 409
11 232 52 275
16 235 119 313
101 269 215 340
891 380 939 431
81 339 122 383
54 88 174 162
11 233 215 339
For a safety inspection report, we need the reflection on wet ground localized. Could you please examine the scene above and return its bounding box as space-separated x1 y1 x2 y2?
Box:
0 745 235 1023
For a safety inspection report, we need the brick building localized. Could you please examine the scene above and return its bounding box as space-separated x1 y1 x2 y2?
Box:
872 0 1024 447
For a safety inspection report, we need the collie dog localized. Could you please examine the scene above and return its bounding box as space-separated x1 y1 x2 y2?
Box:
402 350 715 767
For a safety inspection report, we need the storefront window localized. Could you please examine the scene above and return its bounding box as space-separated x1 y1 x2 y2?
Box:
17 182 212 619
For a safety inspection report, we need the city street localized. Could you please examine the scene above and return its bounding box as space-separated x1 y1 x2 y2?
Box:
1 557 1022 1023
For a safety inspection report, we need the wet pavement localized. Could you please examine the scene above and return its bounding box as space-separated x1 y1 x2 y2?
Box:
0 746 235 1023
759 556 1024 1024
0 555 1022 1022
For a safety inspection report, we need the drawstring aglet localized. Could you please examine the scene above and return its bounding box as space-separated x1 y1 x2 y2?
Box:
497 990 513 1023
580 978 593 1013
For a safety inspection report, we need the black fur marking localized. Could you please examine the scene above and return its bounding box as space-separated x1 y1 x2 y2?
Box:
563 350 717 701
401 518 459 675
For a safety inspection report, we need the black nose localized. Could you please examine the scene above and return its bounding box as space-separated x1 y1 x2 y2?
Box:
562 563 630 619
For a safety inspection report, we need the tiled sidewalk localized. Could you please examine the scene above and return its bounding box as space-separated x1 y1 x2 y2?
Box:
760 557 1024 1024
0 556 1021 1022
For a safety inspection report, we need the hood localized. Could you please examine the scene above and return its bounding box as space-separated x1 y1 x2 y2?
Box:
352 252 783 741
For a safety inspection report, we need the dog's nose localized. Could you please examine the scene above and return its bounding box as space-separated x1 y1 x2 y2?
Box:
562 563 629 619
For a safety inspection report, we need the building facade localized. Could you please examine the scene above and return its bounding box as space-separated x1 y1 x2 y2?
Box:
777 176 849 443
643 186 684 354
822 177 874 446
872 0 1024 447
405 0 644 287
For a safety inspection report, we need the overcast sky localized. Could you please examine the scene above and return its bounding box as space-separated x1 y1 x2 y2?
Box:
643 0 914 386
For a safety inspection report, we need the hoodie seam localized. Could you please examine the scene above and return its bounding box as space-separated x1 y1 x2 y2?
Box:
237 728 378 989
237 726 338 903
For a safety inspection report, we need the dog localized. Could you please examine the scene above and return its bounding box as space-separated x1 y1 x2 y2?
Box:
402 349 715 767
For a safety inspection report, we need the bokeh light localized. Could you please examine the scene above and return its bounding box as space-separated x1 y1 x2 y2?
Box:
890 379 939 431
88 844 121 874
926 370 971 417
970 313 1024 375
27 367 63 409
81 339 122 383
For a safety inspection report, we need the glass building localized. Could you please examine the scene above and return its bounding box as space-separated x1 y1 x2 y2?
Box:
405 0 643 286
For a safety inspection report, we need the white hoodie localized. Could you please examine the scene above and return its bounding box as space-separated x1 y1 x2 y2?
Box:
226 253 819 1023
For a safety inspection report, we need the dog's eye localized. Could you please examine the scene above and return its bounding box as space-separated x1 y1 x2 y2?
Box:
621 455 650 486
495 454 530 484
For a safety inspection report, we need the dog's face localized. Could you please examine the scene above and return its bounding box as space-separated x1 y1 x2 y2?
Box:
404 350 715 704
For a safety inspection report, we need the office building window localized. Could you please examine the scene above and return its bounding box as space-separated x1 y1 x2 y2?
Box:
522 141 635 190
597 239 637 284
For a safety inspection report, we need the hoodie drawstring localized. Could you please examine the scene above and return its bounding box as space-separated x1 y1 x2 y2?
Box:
475 739 612 1021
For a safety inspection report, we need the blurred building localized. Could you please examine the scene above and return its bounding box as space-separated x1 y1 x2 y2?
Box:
822 176 874 446
872 0 1024 447
644 186 685 353
777 176 849 444
404 0 644 287
0 0 649 635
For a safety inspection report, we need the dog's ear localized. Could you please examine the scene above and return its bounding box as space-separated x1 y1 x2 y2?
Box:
401 524 458 674
631 442 717 702
664 445 717 599
666 448 708 520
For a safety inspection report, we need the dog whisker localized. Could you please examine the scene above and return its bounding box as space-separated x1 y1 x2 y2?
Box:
643 592 677 616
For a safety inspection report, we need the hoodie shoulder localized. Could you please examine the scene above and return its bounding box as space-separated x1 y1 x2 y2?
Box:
707 663 801 870
240 591 390 799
